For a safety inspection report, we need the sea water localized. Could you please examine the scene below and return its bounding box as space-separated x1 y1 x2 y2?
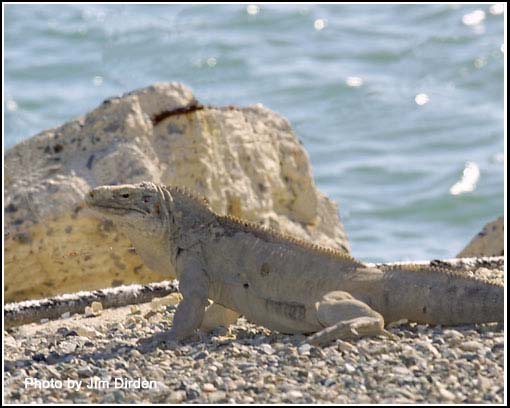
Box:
4 4 505 262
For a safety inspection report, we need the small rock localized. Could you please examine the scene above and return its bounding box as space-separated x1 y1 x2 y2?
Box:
478 375 491 391
298 343 311 355
460 352 478 361
156 293 182 307
475 267 493 279
460 341 482 352
185 381 202 397
167 391 186 403
337 340 356 353
57 326 77 337
84 307 95 317
192 350 208 360
208 391 226 403
75 326 99 338
77 366 94 378
4 335 17 349
393 366 412 377
202 383 216 392
130 305 141 315
259 343 275 355
60 341 78 354
32 353 46 362
415 340 440 357
443 329 464 343
319 378 336 387
213 377 224 389
438 386 456 401
91 301 103 313
286 390 303 400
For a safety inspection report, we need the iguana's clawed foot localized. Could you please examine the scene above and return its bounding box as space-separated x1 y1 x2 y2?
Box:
306 316 384 346
136 331 180 352
380 329 399 341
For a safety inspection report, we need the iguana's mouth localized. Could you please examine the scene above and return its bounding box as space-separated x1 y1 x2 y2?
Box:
88 204 147 216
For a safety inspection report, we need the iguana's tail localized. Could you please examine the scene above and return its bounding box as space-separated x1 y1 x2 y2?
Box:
373 265 504 326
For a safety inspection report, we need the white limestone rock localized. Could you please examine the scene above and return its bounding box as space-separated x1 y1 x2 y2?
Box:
4 82 350 302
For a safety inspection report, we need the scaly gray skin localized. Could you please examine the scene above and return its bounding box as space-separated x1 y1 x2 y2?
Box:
85 182 504 347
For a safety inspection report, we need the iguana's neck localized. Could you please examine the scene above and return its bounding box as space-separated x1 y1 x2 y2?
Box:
125 228 177 278
166 187 217 243
128 187 215 276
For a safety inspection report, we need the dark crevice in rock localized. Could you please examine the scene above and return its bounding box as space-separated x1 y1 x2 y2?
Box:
151 103 204 126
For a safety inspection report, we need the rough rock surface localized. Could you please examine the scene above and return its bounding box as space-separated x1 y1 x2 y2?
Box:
4 82 350 302
457 217 504 258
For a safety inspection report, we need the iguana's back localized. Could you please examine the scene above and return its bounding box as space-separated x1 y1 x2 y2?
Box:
201 214 382 327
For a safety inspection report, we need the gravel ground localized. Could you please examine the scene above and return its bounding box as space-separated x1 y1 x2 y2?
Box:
4 291 505 404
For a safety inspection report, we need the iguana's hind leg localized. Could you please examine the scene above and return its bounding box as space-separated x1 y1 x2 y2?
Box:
306 291 385 346
200 303 240 332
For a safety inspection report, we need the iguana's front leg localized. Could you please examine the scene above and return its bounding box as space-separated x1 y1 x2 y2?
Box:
138 253 209 349
306 291 386 346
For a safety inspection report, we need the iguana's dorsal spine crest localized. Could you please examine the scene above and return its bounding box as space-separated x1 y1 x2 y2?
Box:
165 185 211 207
217 213 359 263
163 185 356 262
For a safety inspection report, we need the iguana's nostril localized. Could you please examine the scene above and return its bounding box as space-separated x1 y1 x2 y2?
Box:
89 191 94 198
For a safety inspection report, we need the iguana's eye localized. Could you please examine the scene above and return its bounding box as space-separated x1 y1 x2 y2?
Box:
121 193 130 198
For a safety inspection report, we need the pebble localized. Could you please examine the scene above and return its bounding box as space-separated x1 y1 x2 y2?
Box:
59 341 78 354
167 391 186 403
208 391 226 402
297 343 311 355
460 341 482 352
75 326 99 338
285 390 303 400
415 340 440 357
129 305 141 315
202 383 216 392
259 343 275 355
337 340 356 352
84 307 96 318
443 329 464 343
437 386 456 401
4 335 17 349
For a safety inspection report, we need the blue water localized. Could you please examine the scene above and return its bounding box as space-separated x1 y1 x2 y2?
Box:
4 4 505 262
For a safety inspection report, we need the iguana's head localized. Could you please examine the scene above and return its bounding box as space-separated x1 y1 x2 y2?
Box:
86 181 214 277
86 182 177 276
86 182 172 239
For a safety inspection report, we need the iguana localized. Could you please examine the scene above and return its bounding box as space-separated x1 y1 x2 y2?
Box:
85 182 504 347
